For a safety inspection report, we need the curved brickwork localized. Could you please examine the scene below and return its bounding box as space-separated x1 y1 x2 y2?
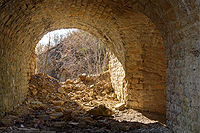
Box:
0 0 199 132
121 12 166 114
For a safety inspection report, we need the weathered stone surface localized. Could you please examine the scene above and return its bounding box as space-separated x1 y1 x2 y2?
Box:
109 15 166 114
51 101 65 106
53 121 66 128
0 73 170 132
57 87 65 94
109 53 126 103
87 104 113 117
0 0 199 132
115 103 126 111
50 112 64 119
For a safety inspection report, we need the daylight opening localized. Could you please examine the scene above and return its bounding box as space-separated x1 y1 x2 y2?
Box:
35 29 109 81
1 16 167 132
1 26 167 132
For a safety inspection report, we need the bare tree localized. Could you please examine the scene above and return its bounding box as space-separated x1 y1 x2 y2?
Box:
36 30 110 81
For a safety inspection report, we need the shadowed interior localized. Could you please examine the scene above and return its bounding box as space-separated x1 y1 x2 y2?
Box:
0 0 199 132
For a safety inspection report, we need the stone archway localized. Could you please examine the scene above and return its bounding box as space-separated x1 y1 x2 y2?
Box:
0 0 199 132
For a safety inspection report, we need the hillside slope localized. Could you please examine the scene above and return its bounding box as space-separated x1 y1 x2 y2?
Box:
37 31 109 81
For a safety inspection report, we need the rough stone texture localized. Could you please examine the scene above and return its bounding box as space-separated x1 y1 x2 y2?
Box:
109 53 126 103
0 0 199 132
122 14 166 114
27 52 37 81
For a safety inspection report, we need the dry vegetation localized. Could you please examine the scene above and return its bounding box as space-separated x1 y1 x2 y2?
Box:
0 30 169 132
36 30 109 81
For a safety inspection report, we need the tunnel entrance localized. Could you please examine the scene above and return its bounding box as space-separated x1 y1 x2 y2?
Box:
2 0 199 132
0 27 168 132
35 29 110 81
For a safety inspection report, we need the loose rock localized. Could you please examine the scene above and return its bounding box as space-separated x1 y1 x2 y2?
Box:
88 104 113 117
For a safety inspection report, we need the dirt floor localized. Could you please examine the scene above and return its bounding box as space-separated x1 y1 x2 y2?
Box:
0 72 171 133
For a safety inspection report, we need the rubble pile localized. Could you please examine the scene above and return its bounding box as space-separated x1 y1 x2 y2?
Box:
0 71 170 133
27 71 118 112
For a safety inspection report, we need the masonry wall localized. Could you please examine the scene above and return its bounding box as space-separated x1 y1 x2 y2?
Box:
125 24 166 114
165 20 200 133
0 0 199 132
109 53 126 103
108 14 166 114
0 0 125 117
27 53 37 81
0 40 30 117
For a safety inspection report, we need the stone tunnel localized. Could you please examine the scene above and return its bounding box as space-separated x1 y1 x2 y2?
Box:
0 0 199 132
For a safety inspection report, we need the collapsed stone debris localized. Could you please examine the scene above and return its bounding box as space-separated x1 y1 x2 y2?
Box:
0 72 170 132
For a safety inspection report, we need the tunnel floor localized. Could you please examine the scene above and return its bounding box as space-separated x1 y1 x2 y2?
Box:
0 73 170 133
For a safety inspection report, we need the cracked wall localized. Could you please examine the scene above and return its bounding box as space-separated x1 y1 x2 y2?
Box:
0 0 199 132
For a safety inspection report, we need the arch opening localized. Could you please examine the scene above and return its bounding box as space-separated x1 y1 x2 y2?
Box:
1 0 199 132
1 25 167 132
1 21 167 132
35 29 110 81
